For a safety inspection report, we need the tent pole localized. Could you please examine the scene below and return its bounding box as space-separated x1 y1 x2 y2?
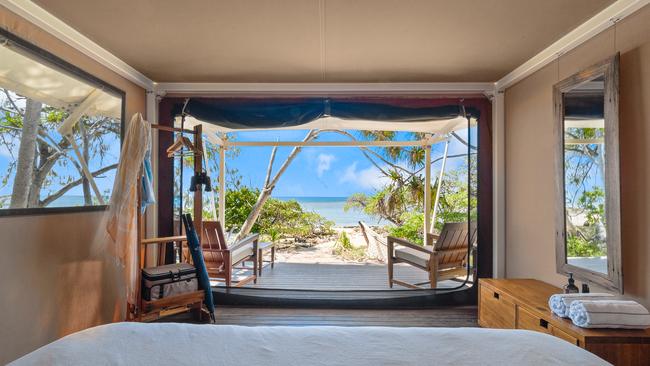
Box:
423 143 432 246
430 139 450 233
218 141 226 226
203 141 217 219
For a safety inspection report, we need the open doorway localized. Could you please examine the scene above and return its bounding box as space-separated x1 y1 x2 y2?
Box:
159 96 492 306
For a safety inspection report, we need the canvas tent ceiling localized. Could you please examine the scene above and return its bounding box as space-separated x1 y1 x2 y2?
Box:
32 0 615 83
0 43 121 118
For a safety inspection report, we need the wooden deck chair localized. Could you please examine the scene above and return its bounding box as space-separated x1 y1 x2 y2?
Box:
387 222 477 289
201 221 258 287
359 221 387 262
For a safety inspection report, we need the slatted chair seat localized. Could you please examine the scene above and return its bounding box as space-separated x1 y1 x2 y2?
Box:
387 222 477 289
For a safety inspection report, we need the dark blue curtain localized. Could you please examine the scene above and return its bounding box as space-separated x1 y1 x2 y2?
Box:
175 98 480 129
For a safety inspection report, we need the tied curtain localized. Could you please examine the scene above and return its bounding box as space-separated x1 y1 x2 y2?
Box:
103 112 151 306
174 97 482 130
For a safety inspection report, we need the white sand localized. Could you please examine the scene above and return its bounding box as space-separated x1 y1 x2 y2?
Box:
274 227 383 264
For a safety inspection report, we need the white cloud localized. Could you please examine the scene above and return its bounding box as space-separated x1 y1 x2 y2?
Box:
339 161 389 190
316 153 335 177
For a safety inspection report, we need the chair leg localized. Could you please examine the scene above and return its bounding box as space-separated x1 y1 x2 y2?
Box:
257 249 263 277
253 254 258 284
429 255 438 289
271 246 275 268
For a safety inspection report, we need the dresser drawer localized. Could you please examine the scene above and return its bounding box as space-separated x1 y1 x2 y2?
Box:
517 306 552 334
550 325 579 346
479 284 516 328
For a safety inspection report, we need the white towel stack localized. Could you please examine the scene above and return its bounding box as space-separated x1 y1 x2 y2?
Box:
548 293 615 318
569 300 650 329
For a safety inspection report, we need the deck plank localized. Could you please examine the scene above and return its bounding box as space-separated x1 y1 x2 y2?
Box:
158 306 478 328
212 262 470 290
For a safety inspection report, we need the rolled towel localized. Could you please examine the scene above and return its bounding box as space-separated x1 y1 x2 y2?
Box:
548 293 615 318
569 300 650 329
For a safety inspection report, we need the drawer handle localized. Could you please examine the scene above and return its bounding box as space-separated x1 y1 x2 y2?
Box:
493 292 499 299
539 319 549 329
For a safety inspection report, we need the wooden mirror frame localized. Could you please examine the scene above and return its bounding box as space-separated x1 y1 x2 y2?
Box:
554 53 622 293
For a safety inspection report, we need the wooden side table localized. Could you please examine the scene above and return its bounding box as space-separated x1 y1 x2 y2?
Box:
257 241 275 276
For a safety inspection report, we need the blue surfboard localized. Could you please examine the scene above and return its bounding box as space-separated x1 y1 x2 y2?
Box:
182 214 216 322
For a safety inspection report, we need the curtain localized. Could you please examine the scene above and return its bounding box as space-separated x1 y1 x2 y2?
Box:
176 97 481 130
104 112 151 305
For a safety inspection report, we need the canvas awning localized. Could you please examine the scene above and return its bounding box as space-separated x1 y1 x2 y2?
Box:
0 43 121 118
175 97 478 139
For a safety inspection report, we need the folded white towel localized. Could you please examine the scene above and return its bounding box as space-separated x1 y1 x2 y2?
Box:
569 300 650 329
548 293 615 318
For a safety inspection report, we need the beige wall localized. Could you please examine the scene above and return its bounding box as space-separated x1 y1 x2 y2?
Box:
505 5 650 307
0 6 146 363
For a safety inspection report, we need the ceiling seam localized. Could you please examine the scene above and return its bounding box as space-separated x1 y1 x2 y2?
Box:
319 0 327 82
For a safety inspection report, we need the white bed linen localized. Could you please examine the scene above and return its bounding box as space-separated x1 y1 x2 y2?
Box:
10 322 610 366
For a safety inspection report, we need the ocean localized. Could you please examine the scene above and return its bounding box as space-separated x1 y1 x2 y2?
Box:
44 195 381 227
276 196 382 227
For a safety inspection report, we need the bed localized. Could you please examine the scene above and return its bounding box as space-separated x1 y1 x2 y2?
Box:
10 322 610 365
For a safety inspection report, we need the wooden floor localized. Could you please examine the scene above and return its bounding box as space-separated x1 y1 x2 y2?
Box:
161 306 478 328
215 262 469 290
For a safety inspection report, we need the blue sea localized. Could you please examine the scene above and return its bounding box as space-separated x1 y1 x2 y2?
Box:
276 196 382 227
39 195 381 227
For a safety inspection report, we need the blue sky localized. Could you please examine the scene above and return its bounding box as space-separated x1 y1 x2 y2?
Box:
202 128 473 198
0 120 474 205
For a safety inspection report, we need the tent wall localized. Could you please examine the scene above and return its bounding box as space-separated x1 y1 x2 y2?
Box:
504 4 650 308
0 6 146 364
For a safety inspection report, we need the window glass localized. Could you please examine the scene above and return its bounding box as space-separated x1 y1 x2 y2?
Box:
0 32 123 212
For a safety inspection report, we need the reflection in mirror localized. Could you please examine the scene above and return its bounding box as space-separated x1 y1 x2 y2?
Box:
563 76 607 274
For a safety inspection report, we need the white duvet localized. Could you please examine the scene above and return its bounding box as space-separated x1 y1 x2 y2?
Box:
10 322 610 365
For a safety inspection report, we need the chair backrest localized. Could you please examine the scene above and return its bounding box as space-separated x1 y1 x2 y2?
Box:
202 221 228 251
429 222 477 269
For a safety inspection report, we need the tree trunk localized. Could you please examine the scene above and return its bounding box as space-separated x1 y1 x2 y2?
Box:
79 122 92 205
235 130 318 240
10 99 42 208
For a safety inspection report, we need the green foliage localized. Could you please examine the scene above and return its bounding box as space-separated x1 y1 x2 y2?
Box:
387 212 424 245
567 234 606 257
577 187 605 226
215 186 334 241
333 231 366 261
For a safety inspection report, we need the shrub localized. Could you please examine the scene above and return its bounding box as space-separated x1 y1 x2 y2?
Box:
567 234 606 257
333 231 366 261
216 186 334 241
388 212 424 245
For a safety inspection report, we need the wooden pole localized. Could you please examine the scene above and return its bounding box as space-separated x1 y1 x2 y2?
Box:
193 124 203 240
219 143 226 226
430 139 450 233
424 144 432 246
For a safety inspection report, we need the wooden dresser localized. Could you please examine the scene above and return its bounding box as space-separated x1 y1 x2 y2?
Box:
478 279 650 366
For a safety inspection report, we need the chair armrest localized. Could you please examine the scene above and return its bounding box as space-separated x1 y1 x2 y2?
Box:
387 236 432 254
229 234 260 251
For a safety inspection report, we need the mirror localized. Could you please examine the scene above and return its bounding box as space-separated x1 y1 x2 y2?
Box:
554 54 622 292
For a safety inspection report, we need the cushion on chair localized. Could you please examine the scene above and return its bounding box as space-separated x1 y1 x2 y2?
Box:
394 245 433 268
230 243 254 264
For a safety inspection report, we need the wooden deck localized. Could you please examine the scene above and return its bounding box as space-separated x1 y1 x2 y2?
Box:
159 306 478 327
211 262 471 291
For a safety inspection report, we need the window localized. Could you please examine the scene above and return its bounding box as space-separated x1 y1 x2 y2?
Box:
0 29 124 214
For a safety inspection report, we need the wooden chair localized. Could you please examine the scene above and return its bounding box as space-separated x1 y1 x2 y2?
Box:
387 222 477 289
201 221 258 287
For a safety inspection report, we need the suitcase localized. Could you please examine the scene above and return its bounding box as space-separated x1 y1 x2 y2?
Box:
141 263 198 301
